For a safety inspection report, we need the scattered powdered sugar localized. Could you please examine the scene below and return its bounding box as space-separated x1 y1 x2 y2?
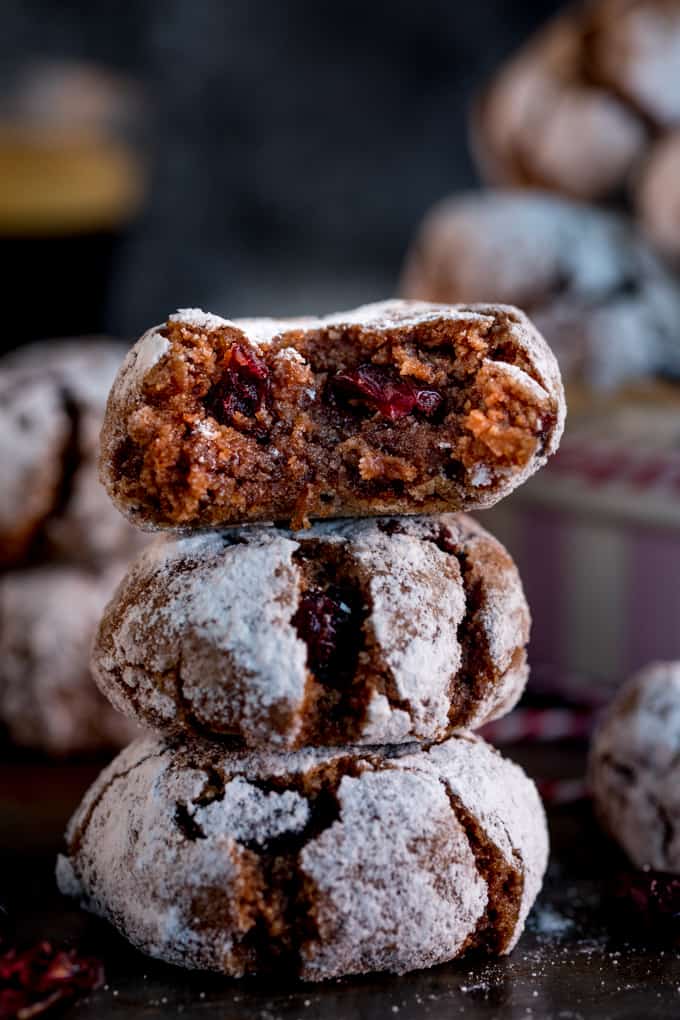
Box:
531 904 574 936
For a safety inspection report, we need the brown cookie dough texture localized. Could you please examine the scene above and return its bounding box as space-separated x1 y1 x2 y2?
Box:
93 513 529 747
99 300 564 532
474 0 680 203
0 564 139 755
57 731 548 979
589 661 680 872
402 191 680 389
0 339 146 568
636 132 680 264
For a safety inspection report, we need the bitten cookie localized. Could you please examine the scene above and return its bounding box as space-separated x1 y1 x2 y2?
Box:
92 513 530 747
0 339 145 568
402 191 680 389
589 661 680 872
100 300 565 531
0 564 138 755
57 731 548 979
636 132 680 264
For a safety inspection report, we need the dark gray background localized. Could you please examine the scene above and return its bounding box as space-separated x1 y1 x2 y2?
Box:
2 0 561 335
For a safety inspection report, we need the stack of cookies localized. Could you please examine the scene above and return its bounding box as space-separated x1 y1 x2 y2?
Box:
57 300 566 980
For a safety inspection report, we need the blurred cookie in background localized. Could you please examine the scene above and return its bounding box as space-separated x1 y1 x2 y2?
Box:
589 661 680 873
471 9 647 201
0 563 139 756
401 190 680 390
584 0 680 131
0 338 145 569
635 132 680 265
0 337 147 756
473 0 680 212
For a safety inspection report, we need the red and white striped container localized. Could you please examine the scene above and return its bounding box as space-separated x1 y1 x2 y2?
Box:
480 392 680 699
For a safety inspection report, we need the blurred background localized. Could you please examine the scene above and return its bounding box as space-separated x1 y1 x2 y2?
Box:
3 0 680 755
0 0 562 341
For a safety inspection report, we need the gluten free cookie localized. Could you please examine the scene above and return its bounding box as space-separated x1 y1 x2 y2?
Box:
57 731 548 979
100 300 564 531
0 564 138 755
0 339 145 568
92 513 530 747
589 661 680 873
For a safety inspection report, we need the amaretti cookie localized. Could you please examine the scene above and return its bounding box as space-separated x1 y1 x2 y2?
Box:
472 8 647 201
56 731 548 979
92 513 530 747
589 661 680 873
0 339 145 568
0 564 138 755
474 0 680 206
402 191 680 389
99 300 565 531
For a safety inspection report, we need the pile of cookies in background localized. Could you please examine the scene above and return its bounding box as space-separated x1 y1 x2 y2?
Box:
0 340 143 754
401 0 680 702
57 300 562 977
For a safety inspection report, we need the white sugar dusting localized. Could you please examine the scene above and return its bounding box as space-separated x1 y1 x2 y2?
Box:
58 731 547 979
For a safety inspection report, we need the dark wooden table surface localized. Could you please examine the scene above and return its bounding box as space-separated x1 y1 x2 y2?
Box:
2 743 679 1020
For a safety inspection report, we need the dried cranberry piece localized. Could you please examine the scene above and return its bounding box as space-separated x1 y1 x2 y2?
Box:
0 939 103 1019
292 587 354 681
206 344 270 429
610 869 680 939
331 364 443 422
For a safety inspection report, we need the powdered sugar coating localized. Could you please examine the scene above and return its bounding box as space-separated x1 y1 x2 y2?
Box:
589 661 680 872
0 339 145 567
0 563 138 755
100 299 565 529
57 732 548 979
402 191 680 389
93 513 530 747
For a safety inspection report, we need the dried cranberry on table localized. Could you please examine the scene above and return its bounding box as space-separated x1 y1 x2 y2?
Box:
609 869 680 939
0 939 103 1019
331 364 443 421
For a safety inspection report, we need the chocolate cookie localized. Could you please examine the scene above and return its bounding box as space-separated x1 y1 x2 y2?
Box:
0 339 145 568
92 513 530 747
99 301 565 531
472 9 647 201
586 0 680 130
589 662 680 872
56 731 548 979
0 564 138 755
402 191 680 389
636 132 680 264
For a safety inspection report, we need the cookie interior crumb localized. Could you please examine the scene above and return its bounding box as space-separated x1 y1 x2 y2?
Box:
110 312 555 529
